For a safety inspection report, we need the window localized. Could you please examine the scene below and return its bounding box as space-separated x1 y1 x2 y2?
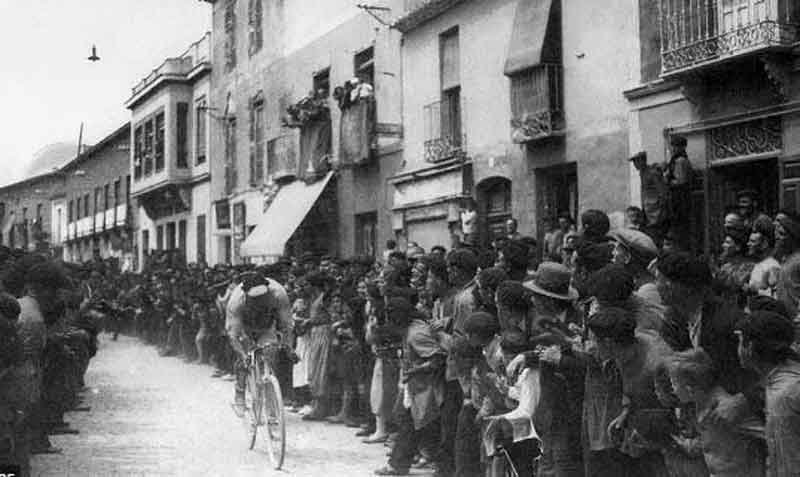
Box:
440 28 461 147
68 200 73 223
196 98 207 164
224 0 237 72
249 98 265 185
225 117 238 192
134 126 143 179
141 230 150 254
113 180 120 207
125 175 131 203
355 212 377 257
94 187 101 216
22 208 27 248
216 200 231 229
76 197 82 219
196 214 206 263
176 103 189 168
178 220 187 259
313 68 330 98
166 222 177 250
84 194 90 217
155 112 166 171
248 0 263 56
354 47 375 86
144 118 154 175
36 204 43 221
156 225 164 250
103 184 110 210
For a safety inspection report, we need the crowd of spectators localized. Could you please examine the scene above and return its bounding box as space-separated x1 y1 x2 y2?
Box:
0 248 102 476
17 189 800 477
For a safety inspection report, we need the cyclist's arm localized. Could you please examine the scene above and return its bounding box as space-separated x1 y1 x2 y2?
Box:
273 288 294 346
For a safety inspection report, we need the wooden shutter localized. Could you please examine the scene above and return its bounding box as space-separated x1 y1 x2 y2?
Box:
440 29 460 91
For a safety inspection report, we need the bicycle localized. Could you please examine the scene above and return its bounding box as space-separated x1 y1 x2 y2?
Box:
237 342 286 470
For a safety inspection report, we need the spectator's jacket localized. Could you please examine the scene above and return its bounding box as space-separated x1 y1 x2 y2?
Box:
444 281 476 383
660 296 759 397
765 358 800 477
403 316 445 430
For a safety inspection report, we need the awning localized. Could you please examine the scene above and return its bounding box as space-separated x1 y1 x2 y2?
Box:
504 0 554 76
240 171 334 258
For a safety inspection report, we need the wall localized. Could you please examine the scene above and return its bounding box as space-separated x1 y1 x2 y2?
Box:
561 0 637 220
0 173 62 251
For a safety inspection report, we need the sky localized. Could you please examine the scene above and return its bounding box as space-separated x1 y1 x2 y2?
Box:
0 0 212 185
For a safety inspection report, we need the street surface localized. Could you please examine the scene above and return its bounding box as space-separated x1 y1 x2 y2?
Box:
31 335 411 477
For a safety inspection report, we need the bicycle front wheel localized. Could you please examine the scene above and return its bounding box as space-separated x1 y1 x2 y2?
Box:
261 374 286 470
244 370 261 450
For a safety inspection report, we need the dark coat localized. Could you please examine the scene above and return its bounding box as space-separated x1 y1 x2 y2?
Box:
660 296 759 397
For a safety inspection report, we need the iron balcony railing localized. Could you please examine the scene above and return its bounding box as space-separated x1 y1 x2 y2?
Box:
423 95 467 163
660 0 798 74
509 63 564 143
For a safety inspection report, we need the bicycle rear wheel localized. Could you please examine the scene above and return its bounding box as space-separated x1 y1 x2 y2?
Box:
261 374 286 470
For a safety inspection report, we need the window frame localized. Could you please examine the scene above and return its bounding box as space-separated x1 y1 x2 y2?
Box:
195 97 207 165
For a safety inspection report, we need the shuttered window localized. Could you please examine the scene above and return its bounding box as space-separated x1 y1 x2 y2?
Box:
440 28 460 91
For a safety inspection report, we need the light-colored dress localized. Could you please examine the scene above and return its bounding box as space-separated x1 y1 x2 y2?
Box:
292 298 310 388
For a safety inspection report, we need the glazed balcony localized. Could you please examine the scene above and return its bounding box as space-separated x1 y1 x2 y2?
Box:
660 0 798 75
423 96 467 164
509 64 564 143
129 32 211 100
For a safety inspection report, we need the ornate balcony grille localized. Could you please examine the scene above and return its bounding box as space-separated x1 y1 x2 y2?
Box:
509 64 564 143
424 95 467 163
660 0 798 74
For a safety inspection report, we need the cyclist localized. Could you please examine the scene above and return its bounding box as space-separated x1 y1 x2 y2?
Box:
226 272 293 414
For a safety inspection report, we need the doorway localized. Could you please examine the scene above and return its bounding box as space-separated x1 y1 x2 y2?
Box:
706 157 778 254
536 163 577 244
476 177 512 247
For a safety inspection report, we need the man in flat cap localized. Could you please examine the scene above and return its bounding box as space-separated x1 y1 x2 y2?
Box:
609 228 661 305
630 151 670 245
664 136 693 248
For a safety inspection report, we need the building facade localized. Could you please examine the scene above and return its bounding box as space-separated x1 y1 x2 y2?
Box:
627 0 800 254
126 33 213 269
391 0 639 250
204 0 404 263
0 171 62 254
60 124 134 266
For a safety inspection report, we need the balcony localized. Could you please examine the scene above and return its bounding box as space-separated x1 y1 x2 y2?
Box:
395 0 468 32
128 32 211 102
424 96 467 164
509 64 564 143
660 0 798 75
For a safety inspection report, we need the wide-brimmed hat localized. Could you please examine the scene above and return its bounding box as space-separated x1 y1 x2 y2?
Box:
523 262 578 301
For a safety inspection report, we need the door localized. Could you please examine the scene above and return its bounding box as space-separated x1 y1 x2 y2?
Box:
477 177 512 247
536 163 577 235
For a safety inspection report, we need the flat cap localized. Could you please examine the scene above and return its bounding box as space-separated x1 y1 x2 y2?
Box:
609 228 658 263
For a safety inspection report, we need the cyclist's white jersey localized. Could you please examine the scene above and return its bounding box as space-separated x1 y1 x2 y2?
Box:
225 278 293 346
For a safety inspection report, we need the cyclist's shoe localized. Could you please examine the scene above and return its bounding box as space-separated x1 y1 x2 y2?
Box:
374 465 409 476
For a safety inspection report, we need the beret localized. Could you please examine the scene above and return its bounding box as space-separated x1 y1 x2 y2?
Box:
463 311 500 337
581 209 610 240
588 264 635 303
477 267 509 291
502 240 530 269
736 310 795 351
0 292 20 320
656 252 712 287
609 228 658 263
447 248 478 273
587 306 636 341
496 280 531 310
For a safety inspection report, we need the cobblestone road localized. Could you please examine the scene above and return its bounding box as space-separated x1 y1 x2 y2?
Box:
31 335 402 477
